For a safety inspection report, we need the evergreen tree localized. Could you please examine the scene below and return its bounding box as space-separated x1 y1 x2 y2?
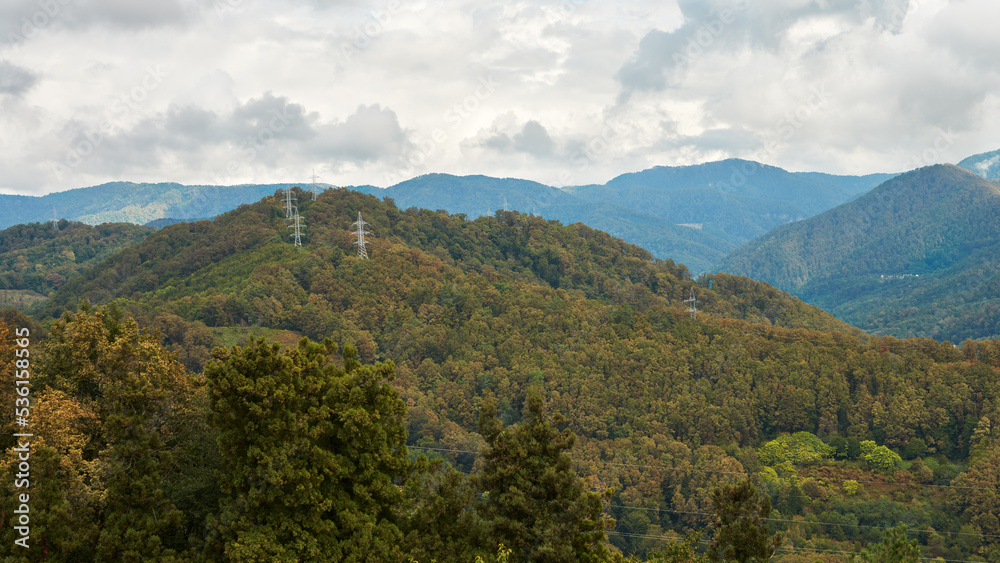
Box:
31 304 191 562
476 387 612 562
205 339 409 562
850 525 921 563
402 456 486 562
706 478 782 562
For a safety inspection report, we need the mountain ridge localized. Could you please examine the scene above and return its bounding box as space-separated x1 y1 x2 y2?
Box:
718 164 1000 341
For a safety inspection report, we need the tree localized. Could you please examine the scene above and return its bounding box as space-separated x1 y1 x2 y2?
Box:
206 339 410 562
706 478 782 562
850 525 920 562
859 440 902 472
403 456 486 562
30 304 193 562
476 388 613 562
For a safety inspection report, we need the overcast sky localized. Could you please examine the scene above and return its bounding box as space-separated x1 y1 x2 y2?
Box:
0 0 997 195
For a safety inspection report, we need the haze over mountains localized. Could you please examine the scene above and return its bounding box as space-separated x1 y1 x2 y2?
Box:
720 164 1000 342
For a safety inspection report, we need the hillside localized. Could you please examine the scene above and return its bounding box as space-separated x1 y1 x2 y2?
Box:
16 186 1000 560
0 220 151 300
719 165 1000 341
382 173 739 271
8 160 896 275
0 182 309 229
572 159 895 242
958 147 1000 180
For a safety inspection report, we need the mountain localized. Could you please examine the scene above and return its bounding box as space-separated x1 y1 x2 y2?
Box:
19 186 1000 560
4 161 896 276
0 182 313 229
572 159 896 243
0 220 151 300
718 164 1000 341
380 173 739 271
958 148 1000 180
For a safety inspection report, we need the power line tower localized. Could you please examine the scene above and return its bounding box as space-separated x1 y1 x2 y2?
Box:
288 207 306 247
684 287 700 320
352 211 371 259
309 168 322 201
284 188 296 218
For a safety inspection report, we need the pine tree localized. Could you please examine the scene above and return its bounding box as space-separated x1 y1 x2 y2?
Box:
476 387 612 562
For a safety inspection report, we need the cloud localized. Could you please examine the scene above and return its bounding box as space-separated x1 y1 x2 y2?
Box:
472 117 556 158
0 0 193 38
0 61 36 96
35 92 412 188
615 0 913 100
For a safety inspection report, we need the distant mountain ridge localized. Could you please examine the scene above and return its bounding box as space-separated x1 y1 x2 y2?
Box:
719 164 1000 341
958 148 1000 180
0 160 897 272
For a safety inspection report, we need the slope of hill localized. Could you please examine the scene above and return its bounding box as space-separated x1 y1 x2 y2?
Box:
0 182 312 229
573 159 895 242
0 220 151 299
958 148 1000 180
6 161 897 276
20 186 1000 560
719 164 1000 341
380 173 740 271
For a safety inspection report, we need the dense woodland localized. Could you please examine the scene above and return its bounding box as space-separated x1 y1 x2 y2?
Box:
0 221 151 297
1 188 1000 561
721 165 1000 342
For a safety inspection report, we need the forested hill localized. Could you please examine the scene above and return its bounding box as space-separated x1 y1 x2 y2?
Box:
0 220 151 299
958 147 1000 180
12 186 1000 560
569 159 895 243
719 164 1000 341
0 182 301 229
35 187 852 336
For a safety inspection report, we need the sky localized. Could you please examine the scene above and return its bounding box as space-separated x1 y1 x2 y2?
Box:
0 0 998 195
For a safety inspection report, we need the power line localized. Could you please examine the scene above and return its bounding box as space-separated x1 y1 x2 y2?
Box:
604 504 1000 541
406 447 996 493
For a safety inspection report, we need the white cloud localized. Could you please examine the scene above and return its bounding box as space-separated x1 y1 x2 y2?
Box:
0 0 998 194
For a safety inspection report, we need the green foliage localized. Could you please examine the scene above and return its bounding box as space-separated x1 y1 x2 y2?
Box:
0 221 150 296
404 456 486 562
721 164 1000 342
476 388 612 562
206 339 409 562
645 534 709 562
843 480 861 496
758 432 833 467
850 525 921 562
706 478 782 562
860 441 903 472
9 187 1000 561
1 305 197 561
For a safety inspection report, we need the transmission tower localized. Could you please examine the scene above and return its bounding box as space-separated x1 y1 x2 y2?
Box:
309 168 322 201
684 287 700 319
352 211 371 259
288 208 306 247
284 188 296 218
